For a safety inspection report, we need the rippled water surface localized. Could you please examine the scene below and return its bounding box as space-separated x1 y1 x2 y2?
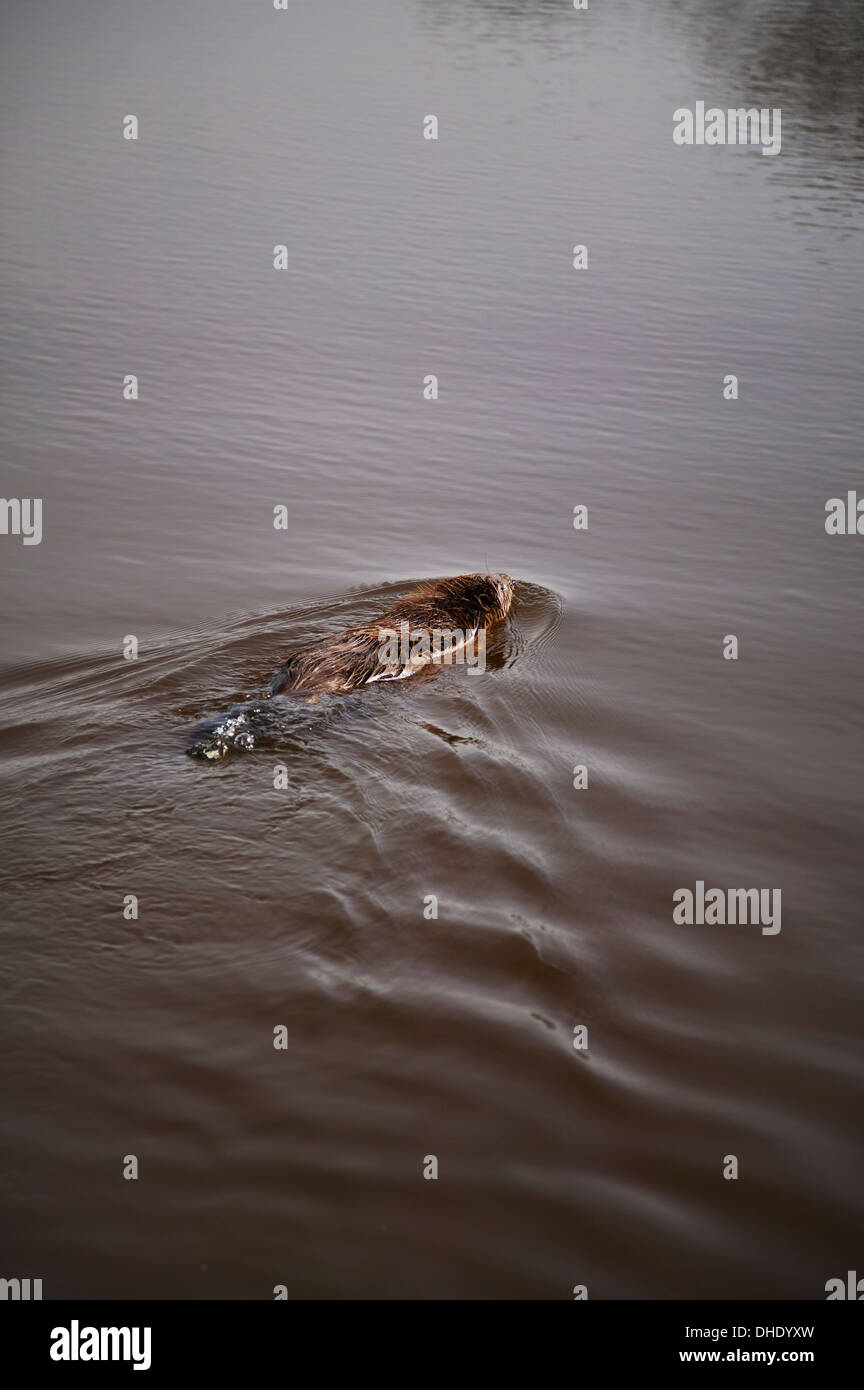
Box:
1 0 863 1298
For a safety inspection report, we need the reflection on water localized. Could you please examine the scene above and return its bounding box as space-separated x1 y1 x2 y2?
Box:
673 0 864 126
422 0 864 191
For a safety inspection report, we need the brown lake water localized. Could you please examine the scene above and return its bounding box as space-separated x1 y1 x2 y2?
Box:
1 0 863 1299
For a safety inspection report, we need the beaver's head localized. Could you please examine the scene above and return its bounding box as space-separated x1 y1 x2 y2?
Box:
444 573 514 627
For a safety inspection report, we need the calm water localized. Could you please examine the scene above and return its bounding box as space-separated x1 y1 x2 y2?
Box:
1 0 863 1299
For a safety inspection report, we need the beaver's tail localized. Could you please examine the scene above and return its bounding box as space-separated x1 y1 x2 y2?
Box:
186 700 288 760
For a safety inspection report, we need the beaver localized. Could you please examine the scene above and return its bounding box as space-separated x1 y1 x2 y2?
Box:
269 572 514 695
187 573 514 758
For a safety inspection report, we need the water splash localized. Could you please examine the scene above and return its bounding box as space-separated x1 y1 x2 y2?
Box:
186 700 313 760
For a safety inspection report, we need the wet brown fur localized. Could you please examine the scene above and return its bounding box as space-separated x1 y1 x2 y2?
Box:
269 573 514 696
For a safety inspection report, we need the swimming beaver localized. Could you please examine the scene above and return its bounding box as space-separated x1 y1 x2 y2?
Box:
270 572 514 694
187 573 514 759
